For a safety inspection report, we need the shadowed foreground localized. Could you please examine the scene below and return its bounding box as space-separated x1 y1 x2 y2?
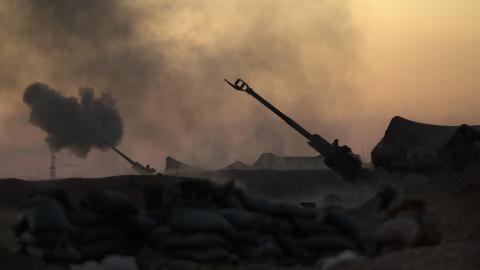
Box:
0 169 478 270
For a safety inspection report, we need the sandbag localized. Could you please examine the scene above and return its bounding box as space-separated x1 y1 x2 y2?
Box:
263 216 294 233
145 225 171 245
70 255 139 270
250 243 283 259
281 203 317 218
79 190 138 215
324 211 362 247
18 231 58 247
232 231 261 245
319 250 365 269
76 226 124 244
217 193 245 209
247 238 283 259
292 217 338 236
23 196 76 234
278 255 310 267
43 241 83 263
142 186 167 212
217 208 268 230
32 188 75 211
418 211 442 246
25 245 44 258
12 212 29 236
77 238 124 260
125 215 157 234
322 194 344 208
215 181 244 206
238 192 283 216
275 234 316 260
218 208 293 233
162 233 231 250
303 233 357 252
68 207 102 226
167 208 237 236
173 247 233 262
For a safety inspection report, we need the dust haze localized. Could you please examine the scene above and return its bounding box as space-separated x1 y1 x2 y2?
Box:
0 0 362 178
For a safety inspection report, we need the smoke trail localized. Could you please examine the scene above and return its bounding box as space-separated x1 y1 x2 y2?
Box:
23 83 123 157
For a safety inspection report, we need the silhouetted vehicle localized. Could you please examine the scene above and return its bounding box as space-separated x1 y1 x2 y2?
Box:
225 78 368 181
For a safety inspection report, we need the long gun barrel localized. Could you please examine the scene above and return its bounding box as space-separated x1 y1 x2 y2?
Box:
108 144 135 165
225 78 367 181
105 142 157 175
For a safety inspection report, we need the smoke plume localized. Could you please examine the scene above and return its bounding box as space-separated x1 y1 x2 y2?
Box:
0 0 363 177
23 83 123 157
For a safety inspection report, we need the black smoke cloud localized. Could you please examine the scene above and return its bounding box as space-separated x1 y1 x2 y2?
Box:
1 0 361 172
23 83 123 157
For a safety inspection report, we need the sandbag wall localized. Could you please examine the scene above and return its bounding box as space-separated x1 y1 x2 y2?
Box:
13 189 152 264
13 180 363 266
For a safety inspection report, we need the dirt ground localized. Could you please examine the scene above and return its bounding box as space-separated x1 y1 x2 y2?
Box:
0 169 478 270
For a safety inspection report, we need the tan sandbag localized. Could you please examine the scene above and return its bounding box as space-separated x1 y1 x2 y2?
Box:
167 208 237 237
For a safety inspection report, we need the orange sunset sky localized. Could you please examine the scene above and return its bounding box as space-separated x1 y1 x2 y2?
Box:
0 0 479 179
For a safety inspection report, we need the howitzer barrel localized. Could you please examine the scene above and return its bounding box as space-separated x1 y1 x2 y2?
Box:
106 143 135 165
225 79 314 140
105 142 157 175
225 78 330 153
225 78 366 181
248 89 313 141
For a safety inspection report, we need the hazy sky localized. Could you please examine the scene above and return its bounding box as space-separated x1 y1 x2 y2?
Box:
0 0 479 179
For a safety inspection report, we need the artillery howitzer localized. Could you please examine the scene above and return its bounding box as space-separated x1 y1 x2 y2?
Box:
105 142 157 175
225 78 369 181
